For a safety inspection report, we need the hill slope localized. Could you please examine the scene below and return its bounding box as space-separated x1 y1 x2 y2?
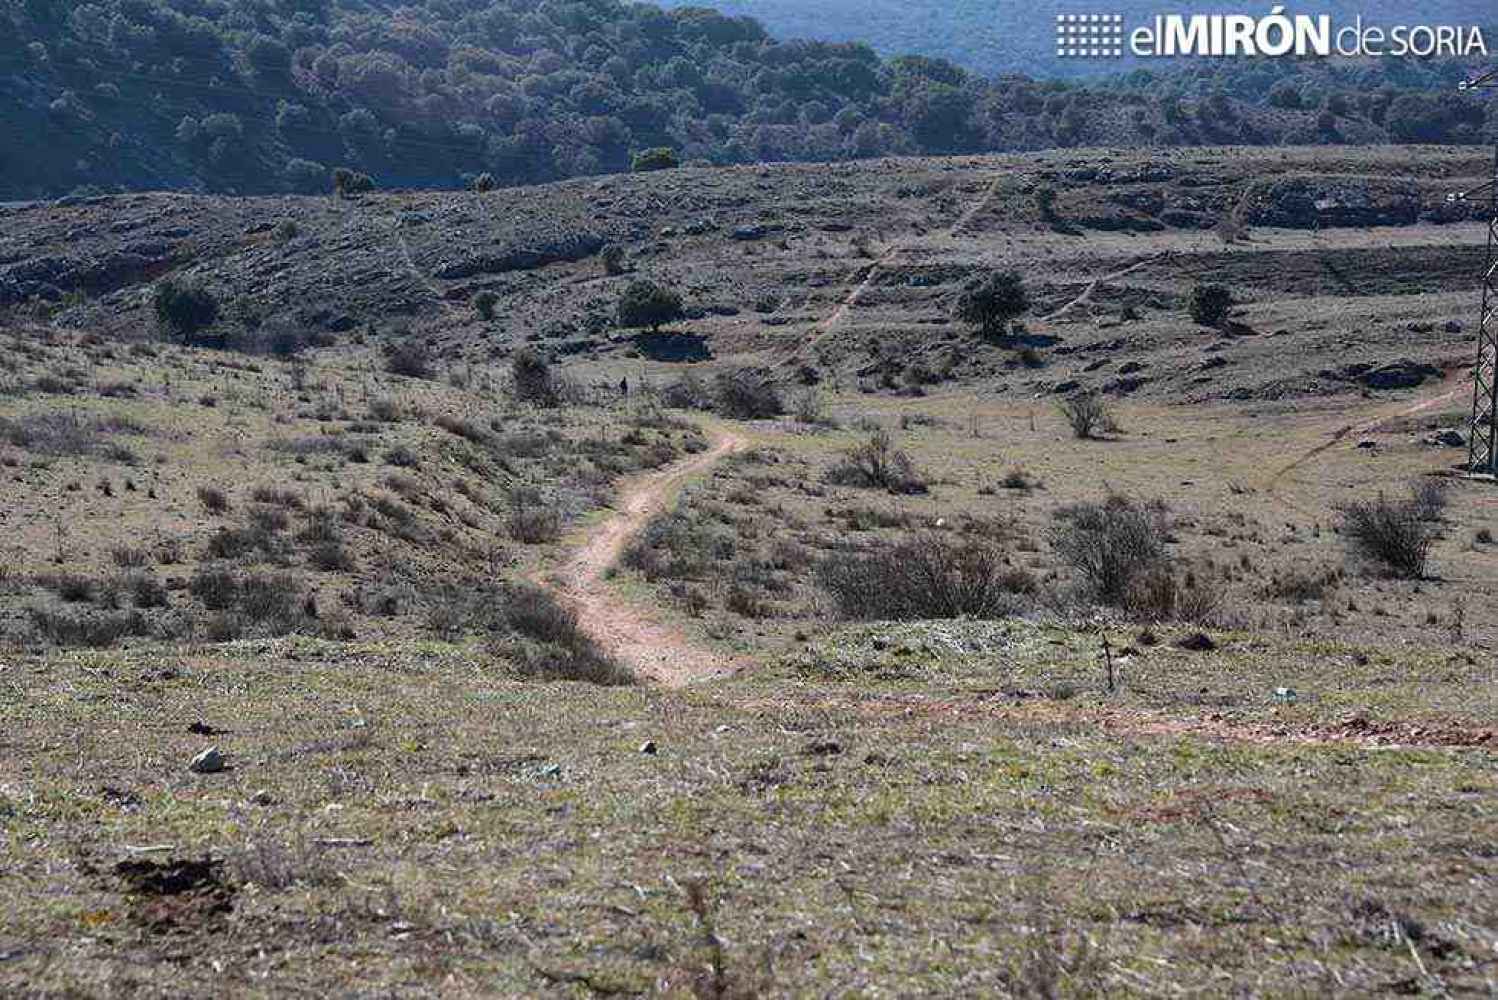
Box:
656 0 1495 78
0 0 1490 199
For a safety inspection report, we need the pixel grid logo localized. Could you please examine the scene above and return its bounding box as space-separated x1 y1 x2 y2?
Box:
1056 14 1125 58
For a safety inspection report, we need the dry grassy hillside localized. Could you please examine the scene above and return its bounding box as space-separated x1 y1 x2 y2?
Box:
1 146 1496 996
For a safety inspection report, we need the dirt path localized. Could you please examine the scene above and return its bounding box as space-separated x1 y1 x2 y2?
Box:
544 425 748 687
1262 373 1471 517
1039 253 1169 322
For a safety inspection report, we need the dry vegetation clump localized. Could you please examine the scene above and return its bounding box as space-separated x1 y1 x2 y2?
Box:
1336 481 1442 578
710 369 783 420
421 580 632 685
817 533 1035 620
825 429 928 495
1057 391 1116 440
1049 493 1168 606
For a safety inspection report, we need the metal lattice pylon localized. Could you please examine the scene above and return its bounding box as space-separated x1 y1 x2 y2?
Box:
1458 68 1498 474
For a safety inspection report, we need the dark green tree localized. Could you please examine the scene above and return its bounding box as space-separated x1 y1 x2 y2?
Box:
1188 284 1232 327
617 279 684 333
153 279 219 344
955 271 1029 340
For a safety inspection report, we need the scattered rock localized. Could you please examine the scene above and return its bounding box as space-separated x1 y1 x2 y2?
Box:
804 740 843 757
638 740 657 755
1426 429 1465 448
1357 360 1441 391
1175 632 1217 652
250 789 274 806
189 747 225 774
187 721 221 736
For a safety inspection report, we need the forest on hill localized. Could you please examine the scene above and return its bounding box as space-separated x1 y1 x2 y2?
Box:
655 0 1494 79
0 0 1492 199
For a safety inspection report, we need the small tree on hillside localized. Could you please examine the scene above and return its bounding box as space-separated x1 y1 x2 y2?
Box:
511 348 558 406
474 290 499 320
1032 184 1058 220
631 147 679 172
955 270 1029 340
473 172 496 193
1188 283 1232 327
599 244 626 276
617 279 683 333
332 167 375 197
153 278 219 344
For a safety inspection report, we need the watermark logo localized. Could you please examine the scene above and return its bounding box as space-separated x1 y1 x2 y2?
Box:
1056 14 1125 58
1056 8 1488 59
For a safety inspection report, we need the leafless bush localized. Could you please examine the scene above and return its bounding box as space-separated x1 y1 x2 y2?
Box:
661 372 713 410
1057 391 1116 440
792 389 837 427
1263 565 1342 602
507 504 561 544
423 581 633 685
1127 565 1225 623
250 485 304 510
28 606 152 648
1049 494 1168 605
124 572 169 608
1336 490 1436 578
712 369 783 419
817 534 1035 620
197 485 231 515
110 544 150 568
824 430 927 495
367 397 403 422
189 566 240 610
384 339 433 379
308 540 354 572
1409 477 1450 522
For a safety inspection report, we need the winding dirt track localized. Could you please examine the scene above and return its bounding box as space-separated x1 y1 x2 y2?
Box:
545 426 748 687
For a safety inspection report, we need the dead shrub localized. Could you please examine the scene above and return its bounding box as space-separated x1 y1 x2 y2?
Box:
817 534 1034 620
712 369 783 419
28 606 152 648
824 430 927 495
507 505 561 544
197 485 231 515
1058 391 1116 440
1336 489 1436 578
1049 494 1168 605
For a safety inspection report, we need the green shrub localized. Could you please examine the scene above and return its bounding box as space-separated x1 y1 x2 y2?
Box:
510 348 558 406
600 244 626 275
955 270 1029 339
631 147 679 172
1188 284 1232 327
332 167 375 196
153 278 219 344
474 290 499 320
617 279 683 333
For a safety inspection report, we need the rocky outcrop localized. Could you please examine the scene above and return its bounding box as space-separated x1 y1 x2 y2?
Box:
432 232 604 280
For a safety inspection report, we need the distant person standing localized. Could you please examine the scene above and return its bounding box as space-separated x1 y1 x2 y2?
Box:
620 376 629 398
